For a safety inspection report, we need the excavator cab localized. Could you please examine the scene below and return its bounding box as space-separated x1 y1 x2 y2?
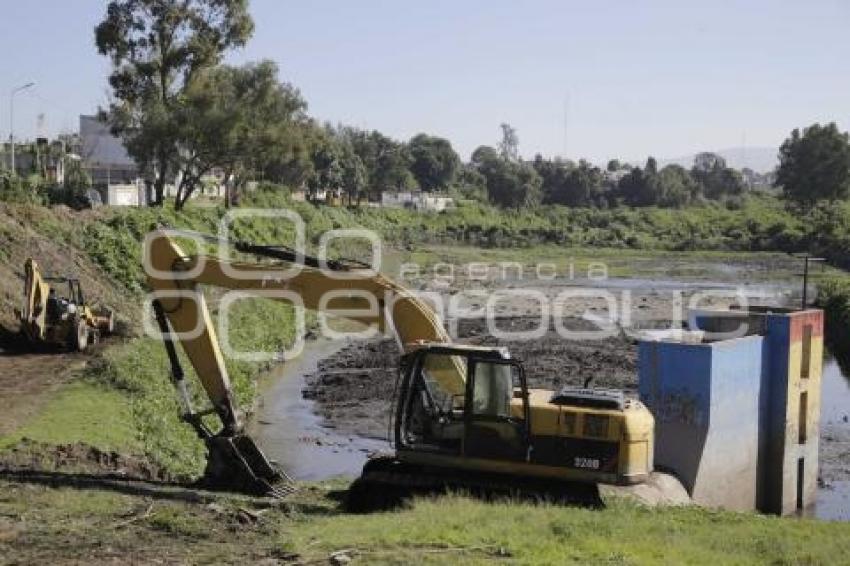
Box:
396 345 530 464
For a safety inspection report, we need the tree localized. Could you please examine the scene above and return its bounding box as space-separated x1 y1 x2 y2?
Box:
308 139 344 197
539 159 604 207
454 165 487 201
485 161 541 208
334 127 416 199
471 145 499 168
617 166 653 206
408 134 460 191
692 152 725 174
371 136 416 196
95 0 253 206
690 152 744 199
339 145 367 205
175 60 308 209
776 123 850 206
607 159 621 172
498 123 519 162
261 121 320 189
473 147 540 208
654 165 700 207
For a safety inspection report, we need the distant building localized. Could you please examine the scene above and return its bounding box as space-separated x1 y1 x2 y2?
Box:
79 115 140 188
0 140 65 181
381 191 416 208
381 190 453 212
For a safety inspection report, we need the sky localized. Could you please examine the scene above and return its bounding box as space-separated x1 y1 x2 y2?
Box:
0 0 848 165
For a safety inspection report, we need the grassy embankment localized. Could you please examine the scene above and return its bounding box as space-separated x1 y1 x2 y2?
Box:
2 191 850 562
3 478 850 564
0 201 305 477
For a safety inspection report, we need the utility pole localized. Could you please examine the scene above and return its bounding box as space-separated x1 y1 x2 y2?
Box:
9 82 35 174
795 254 826 310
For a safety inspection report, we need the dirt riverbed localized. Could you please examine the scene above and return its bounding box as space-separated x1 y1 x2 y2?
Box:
303 316 638 440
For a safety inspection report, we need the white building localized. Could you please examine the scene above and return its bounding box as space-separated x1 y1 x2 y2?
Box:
381 191 453 212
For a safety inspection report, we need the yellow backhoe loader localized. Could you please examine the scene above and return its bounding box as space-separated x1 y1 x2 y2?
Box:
146 230 654 501
18 258 114 352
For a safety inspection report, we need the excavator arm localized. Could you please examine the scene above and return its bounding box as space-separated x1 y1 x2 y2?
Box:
145 229 463 495
20 258 50 342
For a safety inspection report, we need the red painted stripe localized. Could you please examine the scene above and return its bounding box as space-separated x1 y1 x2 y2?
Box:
789 310 824 342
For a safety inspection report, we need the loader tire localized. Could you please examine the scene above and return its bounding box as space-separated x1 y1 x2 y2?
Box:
71 320 89 352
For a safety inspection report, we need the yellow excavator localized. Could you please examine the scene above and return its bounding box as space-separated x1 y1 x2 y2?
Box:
18 258 114 351
146 229 654 500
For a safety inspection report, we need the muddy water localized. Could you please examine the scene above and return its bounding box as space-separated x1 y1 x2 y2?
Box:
816 358 850 521
248 337 388 480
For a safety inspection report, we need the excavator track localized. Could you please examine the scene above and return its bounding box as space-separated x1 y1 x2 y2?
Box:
347 456 601 512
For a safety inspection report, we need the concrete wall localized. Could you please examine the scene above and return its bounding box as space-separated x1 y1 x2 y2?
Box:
106 184 141 206
639 336 763 510
639 308 824 515
760 310 823 514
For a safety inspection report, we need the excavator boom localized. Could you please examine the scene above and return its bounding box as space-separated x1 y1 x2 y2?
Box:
145 229 463 494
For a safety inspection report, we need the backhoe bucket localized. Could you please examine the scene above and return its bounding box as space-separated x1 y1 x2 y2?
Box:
203 434 295 498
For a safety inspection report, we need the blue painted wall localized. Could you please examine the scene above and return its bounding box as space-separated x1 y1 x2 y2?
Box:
639 336 763 510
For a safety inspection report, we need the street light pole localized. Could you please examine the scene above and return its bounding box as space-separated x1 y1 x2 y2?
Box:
794 254 826 310
9 82 35 174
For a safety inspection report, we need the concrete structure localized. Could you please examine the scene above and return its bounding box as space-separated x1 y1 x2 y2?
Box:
381 191 454 211
0 141 65 181
79 115 139 187
381 191 416 208
759 309 823 515
638 307 823 515
103 183 144 206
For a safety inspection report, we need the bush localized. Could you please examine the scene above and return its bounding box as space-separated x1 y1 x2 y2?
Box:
816 277 850 373
0 173 45 205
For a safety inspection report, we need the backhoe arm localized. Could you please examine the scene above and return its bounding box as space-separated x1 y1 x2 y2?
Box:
145 229 461 494
20 259 50 341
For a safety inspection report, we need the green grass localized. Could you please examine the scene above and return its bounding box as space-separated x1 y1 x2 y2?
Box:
0 381 141 453
281 495 850 565
82 298 302 478
3 480 848 564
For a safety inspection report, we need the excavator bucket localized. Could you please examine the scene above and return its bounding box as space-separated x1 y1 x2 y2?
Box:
203 434 296 498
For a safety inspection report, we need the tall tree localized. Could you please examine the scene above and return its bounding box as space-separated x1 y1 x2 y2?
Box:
408 133 460 191
776 123 850 206
177 60 308 208
654 165 700 207
471 145 500 167
474 146 541 208
308 138 344 197
617 166 653 206
338 128 416 199
498 123 519 162
690 152 743 199
95 0 253 206
339 144 367 205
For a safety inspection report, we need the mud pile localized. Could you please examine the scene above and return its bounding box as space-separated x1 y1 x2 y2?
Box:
0 439 171 481
303 316 637 439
